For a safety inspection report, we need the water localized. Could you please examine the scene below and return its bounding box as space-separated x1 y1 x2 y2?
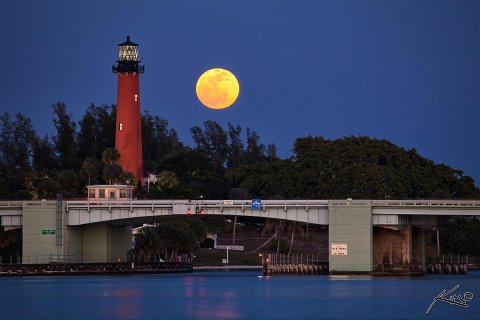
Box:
0 271 479 320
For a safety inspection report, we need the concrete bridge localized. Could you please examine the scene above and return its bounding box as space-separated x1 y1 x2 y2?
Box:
1 199 479 272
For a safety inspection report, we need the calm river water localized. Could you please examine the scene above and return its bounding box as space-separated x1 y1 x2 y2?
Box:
0 271 479 320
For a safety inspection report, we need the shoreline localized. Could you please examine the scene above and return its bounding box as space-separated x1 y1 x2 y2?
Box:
193 265 262 272
0 262 193 277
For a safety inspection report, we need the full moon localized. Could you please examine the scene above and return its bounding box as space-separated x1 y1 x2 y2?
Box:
196 68 240 109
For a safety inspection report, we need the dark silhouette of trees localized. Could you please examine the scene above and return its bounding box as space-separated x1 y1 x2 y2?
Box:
0 102 479 262
0 112 37 199
77 104 116 160
440 218 480 256
141 111 183 172
133 217 207 261
228 136 479 200
0 103 477 203
52 102 78 170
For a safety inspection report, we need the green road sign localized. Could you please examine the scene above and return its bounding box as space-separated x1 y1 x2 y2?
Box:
42 230 56 235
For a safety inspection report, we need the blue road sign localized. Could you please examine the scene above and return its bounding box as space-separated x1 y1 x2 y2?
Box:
252 199 262 210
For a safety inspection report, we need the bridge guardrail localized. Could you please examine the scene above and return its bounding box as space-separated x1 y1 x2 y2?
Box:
65 199 330 211
65 199 480 211
371 200 480 207
0 200 58 208
4 199 478 211
330 199 480 207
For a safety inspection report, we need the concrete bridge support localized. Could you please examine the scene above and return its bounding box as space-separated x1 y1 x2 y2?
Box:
22 203 62 264
328 203 372 272
66 224 132 263
19 201 132 263
372 221 434 271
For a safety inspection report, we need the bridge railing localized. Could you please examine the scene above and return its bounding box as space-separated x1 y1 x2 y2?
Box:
65 199 330 211
0 200 57 208
371 200 480 207
329 199 480 207
65 198 480 211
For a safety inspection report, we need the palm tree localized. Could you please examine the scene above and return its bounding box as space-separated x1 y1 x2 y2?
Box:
101 148 122 184
287 221 305 256
251 219 286 253
232 215 237 245
102 147 120 165
135 227 163 261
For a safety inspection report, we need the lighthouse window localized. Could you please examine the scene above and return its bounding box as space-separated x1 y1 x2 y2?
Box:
119 123 123 131
134 94 138 102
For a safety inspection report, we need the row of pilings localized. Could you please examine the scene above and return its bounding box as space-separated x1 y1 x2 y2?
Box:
426 254 469 275
0 262 193 276
263 253 328 275
426 263 467 274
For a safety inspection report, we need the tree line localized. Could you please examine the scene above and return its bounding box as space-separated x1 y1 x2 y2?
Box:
0 102 478 200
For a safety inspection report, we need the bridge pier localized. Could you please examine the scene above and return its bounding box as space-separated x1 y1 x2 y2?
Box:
328 202 372 272
22 202 62 264
66 224 132 263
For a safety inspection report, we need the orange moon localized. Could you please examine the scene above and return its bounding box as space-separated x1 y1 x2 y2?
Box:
196 68 240 109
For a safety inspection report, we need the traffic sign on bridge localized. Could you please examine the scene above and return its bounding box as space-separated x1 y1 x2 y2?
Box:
252 199 262 210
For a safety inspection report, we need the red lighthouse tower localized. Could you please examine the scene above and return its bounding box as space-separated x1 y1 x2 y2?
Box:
113 36 144 185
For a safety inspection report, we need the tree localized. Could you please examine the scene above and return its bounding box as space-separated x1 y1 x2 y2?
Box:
142 111 183 166
265 143 277 160
440 218 480 255
82 157 100 185
160 148 228 199
102 164 123 185
0 112 37 199
57 170 80 197
257 219 286 254
77 104 116 160
226 122 245 168
52 102 78 169
156 171 180 193
191 120 229 172
102 148 120 166
245 128 265 163
287 221 305 255
135 217 207 261
0 112 36 171
135 227 163 261
32 135 57 171
100 148 122 184
120 171 137 186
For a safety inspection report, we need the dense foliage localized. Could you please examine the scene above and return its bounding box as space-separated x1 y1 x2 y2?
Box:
133 216 207 261
0 102 478 200
440 218 480 256
0 102 479 262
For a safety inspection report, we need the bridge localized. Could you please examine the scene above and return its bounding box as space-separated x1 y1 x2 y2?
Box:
1 199 479 272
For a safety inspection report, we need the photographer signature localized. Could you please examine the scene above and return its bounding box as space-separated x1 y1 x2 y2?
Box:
426 285 474 314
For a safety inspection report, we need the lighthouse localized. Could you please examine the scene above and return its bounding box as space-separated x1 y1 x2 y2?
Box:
113 36 144 185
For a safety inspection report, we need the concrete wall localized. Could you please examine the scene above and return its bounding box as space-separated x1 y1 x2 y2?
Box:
373 225 432 270
20 201 131 264
65 225 83 263
373 226 411 266
109 225 132 262
328 204 372 272
82 224 109 263
22 203 62 264
81 224 131 263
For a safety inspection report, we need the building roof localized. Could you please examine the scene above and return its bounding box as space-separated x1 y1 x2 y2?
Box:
118 35 138 47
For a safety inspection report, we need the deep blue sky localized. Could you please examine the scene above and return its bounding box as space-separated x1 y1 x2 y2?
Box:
1 1 479 184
